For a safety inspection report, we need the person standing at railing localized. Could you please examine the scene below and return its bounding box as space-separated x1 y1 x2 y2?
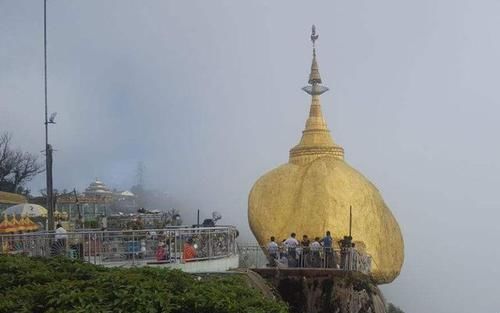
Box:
140 240 146 259
284 233 299 267
155 241 167 261
55 223 68 240
52 223 68 256
310 237 321 267
183 237 197 262
267 236 279 267
320 230 335 268
300 235 311 267
165 238 171 261
277 239 288 267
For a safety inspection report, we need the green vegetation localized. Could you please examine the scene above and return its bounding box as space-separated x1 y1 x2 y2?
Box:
82 220 99 229
0 255 287 313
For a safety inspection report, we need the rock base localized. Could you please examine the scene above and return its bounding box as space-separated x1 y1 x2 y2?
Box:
253 268 386 313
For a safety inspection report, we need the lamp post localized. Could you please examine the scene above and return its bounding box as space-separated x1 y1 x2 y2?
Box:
44 0 56 230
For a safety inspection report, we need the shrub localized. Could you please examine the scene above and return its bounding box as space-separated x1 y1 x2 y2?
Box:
0 255 287 313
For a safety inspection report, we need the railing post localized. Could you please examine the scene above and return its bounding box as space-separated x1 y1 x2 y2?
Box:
228 229 231 256
208 230 212 259
87 233 91 263
132 230 135 266
255 245 258 267
101 232 105 263
174 230 177 263
349 248 353 271
42 234 45 257
233 230 236 255
93 233 96 264
170 230 174 262
98 232 102 264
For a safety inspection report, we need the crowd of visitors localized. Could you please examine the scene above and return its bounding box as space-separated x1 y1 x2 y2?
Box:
154 232 231 263
266 231 338 268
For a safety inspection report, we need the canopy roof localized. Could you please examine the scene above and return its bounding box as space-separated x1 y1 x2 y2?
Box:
3 203 48 218
0 191 27 205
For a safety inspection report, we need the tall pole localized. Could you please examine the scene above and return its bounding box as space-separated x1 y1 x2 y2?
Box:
44 0 54 230
44 0 48 149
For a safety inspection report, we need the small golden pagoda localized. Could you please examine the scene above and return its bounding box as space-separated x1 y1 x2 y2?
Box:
20 215 38 232
248 26 404 284
17 215 28 233
0 214 10 234
10 215 21 233
0 214 15 234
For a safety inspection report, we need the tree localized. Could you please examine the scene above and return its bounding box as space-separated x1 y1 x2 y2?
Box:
0 132 44 195
165 208 182 226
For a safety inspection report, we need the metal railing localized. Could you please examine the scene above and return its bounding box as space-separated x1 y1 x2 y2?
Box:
237 244 371 274
0 226 238 266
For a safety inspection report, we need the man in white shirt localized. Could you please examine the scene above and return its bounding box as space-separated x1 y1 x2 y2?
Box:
310 237 321 268
267 236 279 267
53 223 68 256
284 233 299 267
284 233 299 249
55 223 68 240
310 238 321 251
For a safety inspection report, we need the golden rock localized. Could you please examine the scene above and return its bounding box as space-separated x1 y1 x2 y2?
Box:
248 28 404 284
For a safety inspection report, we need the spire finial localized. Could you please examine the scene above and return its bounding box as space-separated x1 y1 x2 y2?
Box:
311 24 319 48
302 25 328 95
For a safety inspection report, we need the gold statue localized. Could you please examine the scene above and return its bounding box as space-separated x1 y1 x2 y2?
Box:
248 26 404 284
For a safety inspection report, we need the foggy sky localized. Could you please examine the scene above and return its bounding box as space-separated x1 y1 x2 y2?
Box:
2 1 500 312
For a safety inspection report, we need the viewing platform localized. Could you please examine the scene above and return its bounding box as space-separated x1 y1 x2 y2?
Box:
236 245 380 313
0 226 239 273
238 244 372 274
1 225 372 279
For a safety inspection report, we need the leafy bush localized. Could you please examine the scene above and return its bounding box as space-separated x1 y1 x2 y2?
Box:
0 255 287 313
82 220 99 229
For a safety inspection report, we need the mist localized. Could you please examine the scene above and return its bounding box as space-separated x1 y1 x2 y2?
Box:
2 1 500 312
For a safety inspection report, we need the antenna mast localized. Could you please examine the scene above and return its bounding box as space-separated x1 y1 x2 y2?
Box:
44 0 55 231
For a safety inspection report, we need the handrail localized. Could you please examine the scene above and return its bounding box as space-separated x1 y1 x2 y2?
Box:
2 226 237 236
0 226 239 267
237 244 371 274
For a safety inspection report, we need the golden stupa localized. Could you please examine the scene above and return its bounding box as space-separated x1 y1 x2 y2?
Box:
248 26 404 284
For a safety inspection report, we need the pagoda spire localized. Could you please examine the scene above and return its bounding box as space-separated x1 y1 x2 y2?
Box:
302 25 329 96
289 25 344 164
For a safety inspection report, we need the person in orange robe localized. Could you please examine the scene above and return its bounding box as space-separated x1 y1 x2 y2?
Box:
183 238 197 262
